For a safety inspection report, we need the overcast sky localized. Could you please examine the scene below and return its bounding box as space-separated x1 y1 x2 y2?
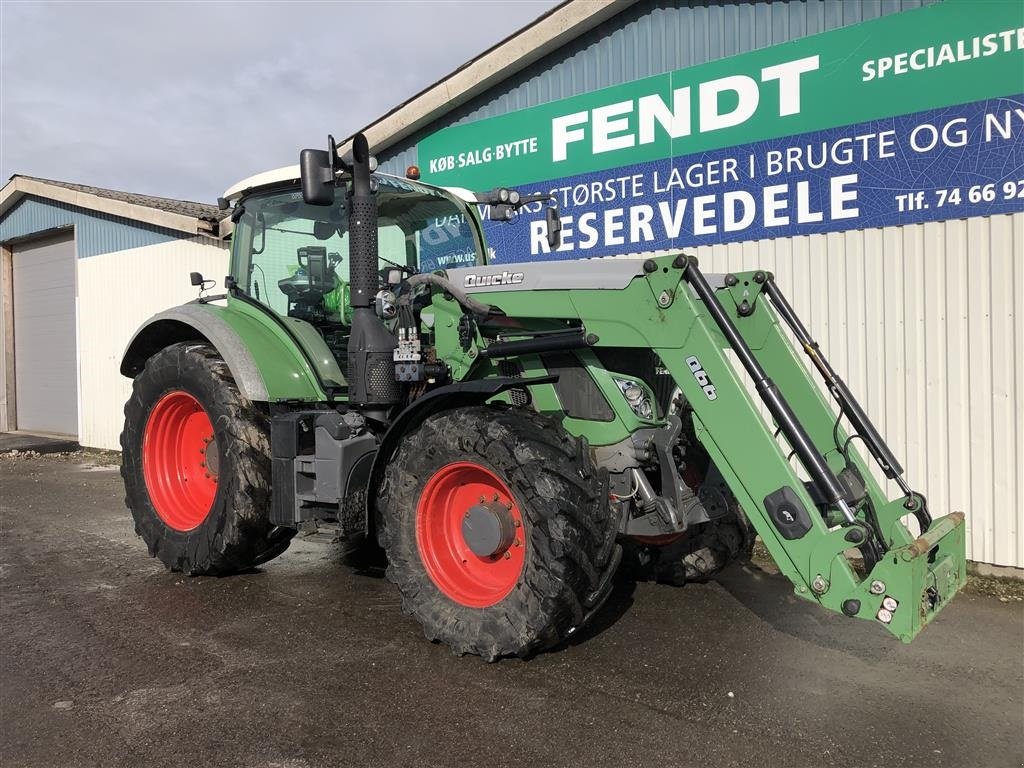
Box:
1 0 558 204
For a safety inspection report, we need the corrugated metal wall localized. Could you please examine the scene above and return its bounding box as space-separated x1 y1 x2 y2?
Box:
77 236 229 450
0 196 183 258
378 0 938 175
684 213 1023 569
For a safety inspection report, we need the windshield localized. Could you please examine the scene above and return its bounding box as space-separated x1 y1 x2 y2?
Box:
232 176 484 319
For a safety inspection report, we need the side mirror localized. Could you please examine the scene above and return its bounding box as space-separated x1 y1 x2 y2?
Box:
300 148 336 206
190 272 204 286
300 135 340 206
545 206 562 250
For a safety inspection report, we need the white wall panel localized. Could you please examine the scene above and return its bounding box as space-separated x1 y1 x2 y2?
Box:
76 236 228 452
689 213 1023 568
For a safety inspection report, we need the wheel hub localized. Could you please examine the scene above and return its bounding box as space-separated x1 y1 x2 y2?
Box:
415 461 526 608
142 390 218 532
462 501 515 558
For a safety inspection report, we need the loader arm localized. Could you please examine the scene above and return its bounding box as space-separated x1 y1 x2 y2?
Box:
657 257 966 641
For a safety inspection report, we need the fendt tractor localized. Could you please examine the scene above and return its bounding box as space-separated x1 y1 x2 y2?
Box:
119 134 966 660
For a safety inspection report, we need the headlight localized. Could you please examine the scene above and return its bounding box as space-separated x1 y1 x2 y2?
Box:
613 377 654 420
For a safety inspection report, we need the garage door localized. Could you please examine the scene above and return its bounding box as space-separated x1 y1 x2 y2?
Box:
13 234 78 436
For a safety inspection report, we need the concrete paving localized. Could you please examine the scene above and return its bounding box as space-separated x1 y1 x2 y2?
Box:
0 432 78 455
1 453 1021 768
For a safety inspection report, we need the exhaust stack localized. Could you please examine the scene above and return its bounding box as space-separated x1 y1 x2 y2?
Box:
345 134 399 409
299 132 399 410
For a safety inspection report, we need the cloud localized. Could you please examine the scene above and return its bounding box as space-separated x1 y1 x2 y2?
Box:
0 0 558 202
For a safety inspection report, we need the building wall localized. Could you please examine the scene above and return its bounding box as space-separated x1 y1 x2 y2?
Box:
0 244 14 432
0 197 230 448
77 236 229 450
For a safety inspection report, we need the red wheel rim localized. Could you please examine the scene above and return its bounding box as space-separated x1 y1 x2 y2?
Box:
416 462 526 608
142 390 219 532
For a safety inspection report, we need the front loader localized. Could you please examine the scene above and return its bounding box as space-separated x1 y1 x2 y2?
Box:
119 134 966 659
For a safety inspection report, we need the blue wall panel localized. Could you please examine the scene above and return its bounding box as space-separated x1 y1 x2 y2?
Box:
378 0 937 175
0 196 184 258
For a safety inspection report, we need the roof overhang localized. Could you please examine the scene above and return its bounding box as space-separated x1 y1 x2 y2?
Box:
335 0 634 158
0 177 219 238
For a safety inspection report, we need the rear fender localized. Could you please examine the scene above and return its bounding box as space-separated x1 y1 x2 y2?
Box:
120 304 323 402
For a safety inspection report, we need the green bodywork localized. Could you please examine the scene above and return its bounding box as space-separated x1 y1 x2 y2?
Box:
426 258 966 642
185 179 965 644
205 297 343 400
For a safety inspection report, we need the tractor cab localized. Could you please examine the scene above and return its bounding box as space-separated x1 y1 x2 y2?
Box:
224 170 487 387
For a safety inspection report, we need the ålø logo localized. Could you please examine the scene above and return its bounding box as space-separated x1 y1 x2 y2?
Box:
686 355 717 400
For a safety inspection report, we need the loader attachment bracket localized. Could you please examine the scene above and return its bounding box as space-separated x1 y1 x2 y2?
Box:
844 511 966 642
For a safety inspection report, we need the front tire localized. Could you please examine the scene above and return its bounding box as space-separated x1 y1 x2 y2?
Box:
378 407 622 661
120 342 292 575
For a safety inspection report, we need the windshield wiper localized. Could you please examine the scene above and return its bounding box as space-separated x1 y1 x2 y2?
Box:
379 254 417 275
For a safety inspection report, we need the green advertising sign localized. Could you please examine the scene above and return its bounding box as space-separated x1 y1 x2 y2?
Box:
419 0 1024 190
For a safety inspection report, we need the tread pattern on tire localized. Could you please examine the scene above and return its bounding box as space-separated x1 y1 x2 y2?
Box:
120 342 292 575
378 406 622 661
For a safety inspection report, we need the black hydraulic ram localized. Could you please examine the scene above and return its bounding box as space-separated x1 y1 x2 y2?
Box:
759 273 931 529
676 255 858 525
478 328 590 360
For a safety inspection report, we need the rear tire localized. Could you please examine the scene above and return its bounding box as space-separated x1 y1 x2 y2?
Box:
378 406 621 661
120 342 292 575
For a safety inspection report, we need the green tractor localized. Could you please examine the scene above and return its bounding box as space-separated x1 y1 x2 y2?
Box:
120 134 966 659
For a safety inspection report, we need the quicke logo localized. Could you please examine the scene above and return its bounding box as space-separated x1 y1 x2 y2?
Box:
463 270 525 288
686 355 717 401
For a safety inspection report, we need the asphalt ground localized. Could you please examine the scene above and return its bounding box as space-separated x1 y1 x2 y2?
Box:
1 453 1022 768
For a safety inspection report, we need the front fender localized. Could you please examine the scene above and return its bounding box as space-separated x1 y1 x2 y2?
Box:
120 303 328 402
365 375 556 540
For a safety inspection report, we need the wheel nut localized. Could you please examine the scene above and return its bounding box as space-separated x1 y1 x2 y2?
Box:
514 538 521 547
492 493 500 502
513 519 521 528
503 551 511 559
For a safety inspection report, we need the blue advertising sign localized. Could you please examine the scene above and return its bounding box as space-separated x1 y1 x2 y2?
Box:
478 95 1024 263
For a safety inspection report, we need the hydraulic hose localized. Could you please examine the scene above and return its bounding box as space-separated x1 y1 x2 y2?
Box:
400 273 493 318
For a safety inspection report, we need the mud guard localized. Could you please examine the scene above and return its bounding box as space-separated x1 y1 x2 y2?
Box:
364 375 556 540
121 305 271 402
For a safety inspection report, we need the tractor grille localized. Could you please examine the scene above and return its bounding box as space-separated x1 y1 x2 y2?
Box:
540 352 615 422
498 360 530 407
